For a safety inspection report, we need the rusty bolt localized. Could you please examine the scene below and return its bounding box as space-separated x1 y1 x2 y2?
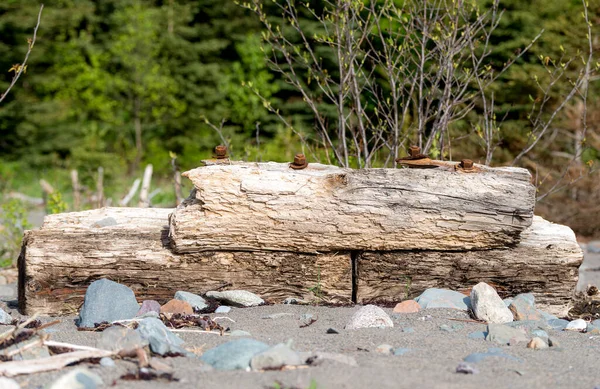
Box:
409 145 421 157
214 145 228 159
460 159 474 169
290 153 308 169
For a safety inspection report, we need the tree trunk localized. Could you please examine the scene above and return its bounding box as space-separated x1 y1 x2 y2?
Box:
18 208 352 316
170 162 535 254
356 216 583 316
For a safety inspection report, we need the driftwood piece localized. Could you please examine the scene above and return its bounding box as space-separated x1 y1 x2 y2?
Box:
18 208 352 316
170 162 535 254
0 349 115 377
356 216 583 315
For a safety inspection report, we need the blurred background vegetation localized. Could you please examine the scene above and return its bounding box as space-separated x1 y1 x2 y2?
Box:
1 0 600 265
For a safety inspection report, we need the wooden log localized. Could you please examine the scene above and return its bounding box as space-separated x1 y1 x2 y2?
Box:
356 216 583 316
18 208 352 316
170 162 535 254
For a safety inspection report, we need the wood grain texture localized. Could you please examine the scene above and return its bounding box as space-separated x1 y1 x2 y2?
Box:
170 162 535 254
357 216 583 315
18 207 351 316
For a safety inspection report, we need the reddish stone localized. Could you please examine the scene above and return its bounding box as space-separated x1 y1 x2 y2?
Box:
160 299 193 315
393 300 421 314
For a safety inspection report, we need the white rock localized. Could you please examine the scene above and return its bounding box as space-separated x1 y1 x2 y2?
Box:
345 305 393 330
48 367 103 389
470 282 514 324
206 290 264 307
564 318 587 332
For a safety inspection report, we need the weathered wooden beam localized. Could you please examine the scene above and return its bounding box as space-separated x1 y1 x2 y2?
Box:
18 208 352 316
170 162 535 254
356 216 583 316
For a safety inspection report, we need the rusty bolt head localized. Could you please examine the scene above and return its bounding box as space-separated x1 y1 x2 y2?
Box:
290 153 308 169
460 159 474 169
409 145 421 157
214 145 228 159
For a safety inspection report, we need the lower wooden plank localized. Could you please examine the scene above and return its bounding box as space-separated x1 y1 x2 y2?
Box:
18 208 352 316
356 216 583 316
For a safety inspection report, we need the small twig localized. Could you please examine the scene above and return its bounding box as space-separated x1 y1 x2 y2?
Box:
0 4 44 104
446 318 487 324
37 320 60 331
168 329 229 335
43 341 109 353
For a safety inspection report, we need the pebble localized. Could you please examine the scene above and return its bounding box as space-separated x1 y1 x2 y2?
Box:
527 337 549 349
262 313 294 320
393 348 411 356
250 343 303 370
230 330 252 337
136 317 188 356
345 305 393 330
136 300 161 316
215 306 231 313
440 324 463 332
283 297 309 305
91 217 118 228
509 294 541 321
200 339 270 370
0 378 19 389
414 288 471 311
375 344 394 355
99 357 115 367
486 323 528 345
470 282 514 324
402 327 415 333
468 331 487 340
206 290 264 307
0 307 12 324
97 326 147 352
564 318 587 332
160 299 194 315
393 300 421 313
464 347 521 363
456 362 479 374
531 329 549 341
326 328 339 334
174 291 208 311
77 278 140 328
47 367 103 389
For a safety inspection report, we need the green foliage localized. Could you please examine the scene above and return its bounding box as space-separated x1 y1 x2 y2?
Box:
0 199 31 267
46 191 67 214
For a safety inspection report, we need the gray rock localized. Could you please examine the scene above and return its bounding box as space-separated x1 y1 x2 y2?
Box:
414 288 471 311
565 318 587 332
456 362 479 374
509 294 541 321
136 300 161 316
261 313 294 320
402 327 415 333
230 330 252 337
97 326 147 352
206 290 264 307
78 279 140 328
215 306 231 313
468 331 487 340
0 307 12 324
393 348 411 356
505 320 550 332
250 343 303 370
592 319 600 327
538 310 558 322
91 217 118 228
486 323 528 345
200 339 269 370
548 319 570 331
0 378 19 389
174 291 208 311
440 323 463 332
345 305 393 330
470 282 514 324
303 351 358 366
531 329 549 340
464 347 521 363
99 357 115 367
136 317 188 356
47 368 103 389
375 344 394 355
